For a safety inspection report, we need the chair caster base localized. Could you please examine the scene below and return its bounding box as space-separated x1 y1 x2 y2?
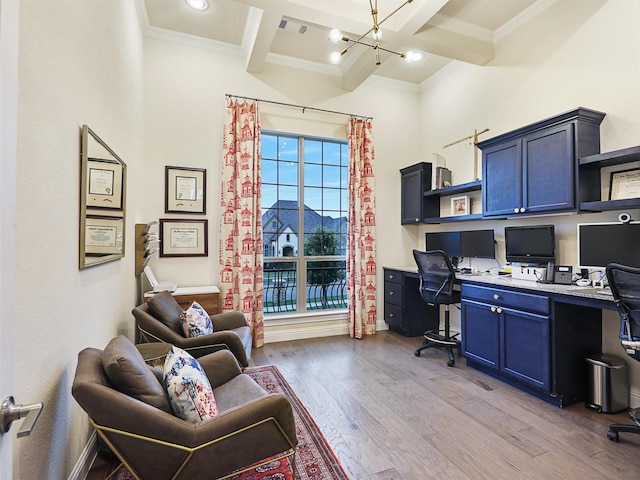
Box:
414 350 421 357
607 430 619 442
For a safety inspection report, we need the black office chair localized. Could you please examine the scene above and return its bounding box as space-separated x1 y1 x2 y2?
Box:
413 249 461 367
605 263 640 442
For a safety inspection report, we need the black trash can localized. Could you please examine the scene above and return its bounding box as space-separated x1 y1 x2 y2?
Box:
585 353 629 413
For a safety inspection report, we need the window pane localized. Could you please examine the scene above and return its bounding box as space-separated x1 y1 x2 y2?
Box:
263 262 297 313
262 159 277 184
304 186 322 211
278 137 298 161
261 184 277 211
324 142 341 165
262 135 277 159
323 165 341 188
322 188 341 211
306 260 347 310
278 185 297 202
279 161 298 186
341 144 349 166
304 139 322 164
341 166 348 188
304 163 322 187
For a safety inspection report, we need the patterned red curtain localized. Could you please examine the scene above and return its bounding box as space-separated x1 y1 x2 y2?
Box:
347 117 377 338
220 99 264 347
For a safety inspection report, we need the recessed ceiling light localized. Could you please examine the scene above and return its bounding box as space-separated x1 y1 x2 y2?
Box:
185 0 209 11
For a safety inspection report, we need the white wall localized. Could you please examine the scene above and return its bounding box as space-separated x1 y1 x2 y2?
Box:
416 0 640 400
14 1 143 478
142 36 422 311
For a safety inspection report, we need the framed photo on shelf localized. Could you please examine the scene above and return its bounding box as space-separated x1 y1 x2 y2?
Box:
165 166 206 214
160 218 208 257
609 168 640 201
86 158 124 210
451 195 469 216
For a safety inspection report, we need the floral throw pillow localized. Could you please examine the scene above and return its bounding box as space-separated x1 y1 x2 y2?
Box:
179 301 213 337
163 346 218 423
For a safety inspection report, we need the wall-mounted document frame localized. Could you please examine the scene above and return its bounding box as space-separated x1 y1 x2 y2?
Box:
86 157 124 209
84 216 124 255
80 124 127 269
165 166 206 214
159 218 208 257
609 167 640 200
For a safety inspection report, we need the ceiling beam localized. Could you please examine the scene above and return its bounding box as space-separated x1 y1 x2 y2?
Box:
237 0 286 73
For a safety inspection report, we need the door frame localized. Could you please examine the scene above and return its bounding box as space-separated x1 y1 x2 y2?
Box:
0 0 20 477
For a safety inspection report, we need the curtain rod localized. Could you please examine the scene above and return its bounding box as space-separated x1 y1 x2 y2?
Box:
225 93 373 120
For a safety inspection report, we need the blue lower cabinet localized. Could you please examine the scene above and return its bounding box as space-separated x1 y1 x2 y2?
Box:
461 284 567 404
501 308 550 391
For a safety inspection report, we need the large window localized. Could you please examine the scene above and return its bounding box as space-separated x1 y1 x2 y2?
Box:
261 132 348 314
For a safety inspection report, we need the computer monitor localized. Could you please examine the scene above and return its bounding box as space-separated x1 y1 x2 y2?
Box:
504 225 555 265
425 231 462 266
578 221 640 269
461 229 495 259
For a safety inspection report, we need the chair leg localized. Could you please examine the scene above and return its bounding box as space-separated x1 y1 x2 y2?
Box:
607 407 640 442
414 306 461 367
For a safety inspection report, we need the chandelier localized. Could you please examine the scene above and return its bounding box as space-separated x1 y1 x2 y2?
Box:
329 0 423 65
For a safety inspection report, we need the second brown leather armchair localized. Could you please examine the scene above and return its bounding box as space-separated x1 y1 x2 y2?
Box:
133 291 252 367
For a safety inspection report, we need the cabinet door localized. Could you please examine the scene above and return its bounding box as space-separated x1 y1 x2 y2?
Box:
401 169 423 224
501 308 551 391
461 300 500 370
523 123 575 213
482 139 522 217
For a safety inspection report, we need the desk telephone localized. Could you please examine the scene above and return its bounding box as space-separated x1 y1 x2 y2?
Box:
544 262 573 285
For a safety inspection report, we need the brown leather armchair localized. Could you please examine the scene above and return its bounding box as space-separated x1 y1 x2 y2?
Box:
133 291 252 367
72 336 297 480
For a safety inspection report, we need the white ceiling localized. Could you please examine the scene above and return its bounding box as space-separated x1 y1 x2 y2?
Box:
141 0 555 90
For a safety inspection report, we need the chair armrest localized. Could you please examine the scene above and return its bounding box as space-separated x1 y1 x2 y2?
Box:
211 311 248 330
198 350 242 388
173 330 249 367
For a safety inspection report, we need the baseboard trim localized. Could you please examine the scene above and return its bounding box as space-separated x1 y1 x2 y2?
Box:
68 431 98 480
264 318 388 343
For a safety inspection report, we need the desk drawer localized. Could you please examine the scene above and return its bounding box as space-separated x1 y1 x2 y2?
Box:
384 282 403 307
384 302 403 330
462 284 549 315
384 269 403 284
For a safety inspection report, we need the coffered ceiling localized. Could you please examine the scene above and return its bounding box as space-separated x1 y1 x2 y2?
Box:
141 0 555 90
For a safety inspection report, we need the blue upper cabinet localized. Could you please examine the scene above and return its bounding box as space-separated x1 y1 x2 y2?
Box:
478 108 605 219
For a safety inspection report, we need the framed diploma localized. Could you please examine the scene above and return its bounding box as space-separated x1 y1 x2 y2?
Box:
86 158 124 209
160 218 208 257
610 168 640 200
84 216 124 255
165 166 206 214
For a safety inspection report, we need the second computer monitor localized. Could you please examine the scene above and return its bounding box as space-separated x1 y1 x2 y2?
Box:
461 229 495 258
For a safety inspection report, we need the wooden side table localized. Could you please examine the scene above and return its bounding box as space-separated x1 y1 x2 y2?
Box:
144 286 222 315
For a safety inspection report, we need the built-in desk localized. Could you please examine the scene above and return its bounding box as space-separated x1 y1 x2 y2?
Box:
384 267 616 407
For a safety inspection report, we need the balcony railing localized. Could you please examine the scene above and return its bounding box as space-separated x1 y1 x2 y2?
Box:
263 261 347 314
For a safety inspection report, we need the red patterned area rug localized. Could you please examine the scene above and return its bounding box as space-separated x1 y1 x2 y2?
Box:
102 365 349 480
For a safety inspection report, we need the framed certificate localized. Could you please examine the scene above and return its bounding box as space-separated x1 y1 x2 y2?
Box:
160 219 208 257
610 168 640 200
84 216 124 255
165 166 206 214
86 158 124 209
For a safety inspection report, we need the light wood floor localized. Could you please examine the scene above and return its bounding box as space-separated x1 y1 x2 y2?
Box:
87 331 640 479
251 331 640 480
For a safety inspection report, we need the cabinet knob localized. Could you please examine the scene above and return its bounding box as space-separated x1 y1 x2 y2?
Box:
389 313 394 318
389 291 394 296
491 306 496 312
493 294 500 300
514 208 520 213
415 218 419 222
520 207 526 213
389 274 394 280
497 307 503 314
